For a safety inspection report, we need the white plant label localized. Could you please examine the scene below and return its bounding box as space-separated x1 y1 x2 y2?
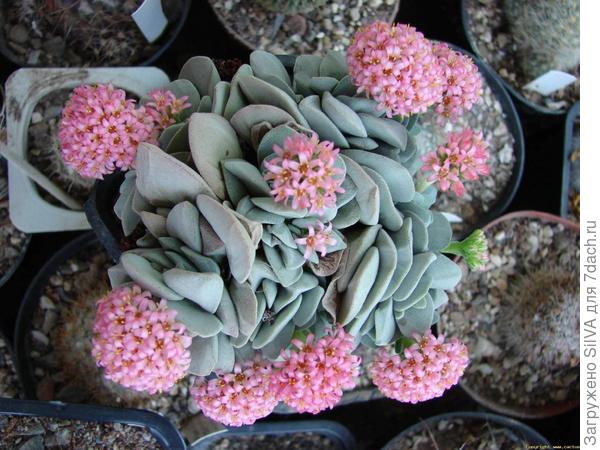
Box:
132 0 168 43
523 70 577 96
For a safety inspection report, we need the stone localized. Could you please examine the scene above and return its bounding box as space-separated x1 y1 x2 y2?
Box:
9 25 29 44
286 15 307 36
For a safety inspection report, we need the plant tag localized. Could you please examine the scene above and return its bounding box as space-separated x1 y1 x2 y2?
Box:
523 70 577 96
441 212 463 223
132 0 168 43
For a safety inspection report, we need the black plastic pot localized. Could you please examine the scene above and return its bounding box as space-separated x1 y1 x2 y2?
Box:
85 172 127 263
0 0 191 68
381 412 551 450
14 231 99 400
0 397 186 450
189 420 356 450
0 158 31 289
460 0 572 117
561 102 580 219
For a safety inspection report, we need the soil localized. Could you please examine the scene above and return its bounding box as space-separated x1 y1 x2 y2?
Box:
0 162 29 283
25 241 197 428
384 417 530 450
567 121 579 221
208 0 399 55
464 0 579 112
0 415 161 450
211 432 341 450
441 216 579 411
0 333 21 398
0 0 185 67
27 90 95 208
417 76 516 236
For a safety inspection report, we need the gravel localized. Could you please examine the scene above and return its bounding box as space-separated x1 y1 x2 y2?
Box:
208 0 399 55
0 415 161 450
0 163 29 282
385 417 530 450
26 243 196 428
211 432 341 450
441 216 580 410
27 90 95 208
464 0 579 111
0 333 21 398
417 75 516 236
1 0 185 66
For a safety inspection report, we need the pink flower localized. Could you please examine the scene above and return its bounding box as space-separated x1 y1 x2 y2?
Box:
273 325 360 414
295 221 337 259
59 84 155 179
420 128 489 197
91 285 192 395
263 132 345 215
191 358 278 426
145 89 192 133
434 43 483 122
369 330 469 403
347 22 445 117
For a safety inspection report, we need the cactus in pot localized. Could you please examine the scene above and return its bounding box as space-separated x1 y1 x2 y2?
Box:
500 266 579 368
61 22 494 426
503 0 580 80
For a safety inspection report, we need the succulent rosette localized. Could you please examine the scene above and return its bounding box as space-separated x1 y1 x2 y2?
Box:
69 22 495 425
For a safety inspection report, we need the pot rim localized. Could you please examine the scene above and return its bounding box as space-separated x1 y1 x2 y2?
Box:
560 102 580 219
0 397 186 450
381 411 551 449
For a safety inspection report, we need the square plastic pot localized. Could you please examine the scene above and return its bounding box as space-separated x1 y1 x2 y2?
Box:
4 67 169 233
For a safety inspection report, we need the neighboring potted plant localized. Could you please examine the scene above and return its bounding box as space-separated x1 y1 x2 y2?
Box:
3 67 172 233
462 0 579 115
0 397 186 450
0 0 191 67
381 412 551 449
561 102 579 221
440 211 580 418
14 232 196 429
65 22 497 427
207 0 401 55
190 420 355 450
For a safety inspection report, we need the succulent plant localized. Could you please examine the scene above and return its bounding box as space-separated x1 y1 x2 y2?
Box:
109 49 465 373
255 0 327 15
500 266 579 368
503 0 580 80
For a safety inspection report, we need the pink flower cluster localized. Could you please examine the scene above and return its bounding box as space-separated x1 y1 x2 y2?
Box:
273 325 360 414
191 326 360 425
421 128 490 197
191 358 278 427
92 285 192 395
59 84 155 179
347 22 445 117
369 331 469 403
434 43 483 122
145 89 192 133
295 221 337 259
347 22 482 120
263 132 345 216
